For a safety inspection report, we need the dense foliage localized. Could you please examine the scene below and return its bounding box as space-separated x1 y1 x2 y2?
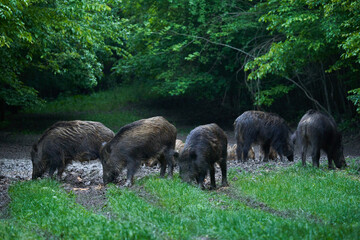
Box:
1 0 360 121
0 0 125 119
246 0 360 114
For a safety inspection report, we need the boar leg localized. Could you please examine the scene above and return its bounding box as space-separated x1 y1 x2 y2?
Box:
57 165 65 180
219 159 228 187
48 165 57 178
48 154 63 178
238 142 251 162
261 143 270 162
196 174 206 190
311 146 320 168
236 143 244 162
301 143 308 167
164 150 174 178
327 155 335 169
158 154 167 178
125 158 140 187
209 164 216 190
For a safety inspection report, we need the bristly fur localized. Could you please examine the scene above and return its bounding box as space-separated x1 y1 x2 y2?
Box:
234 110 293 162
100 116 177 186
296 109 346 168
31 120 115 179
179 123 228 189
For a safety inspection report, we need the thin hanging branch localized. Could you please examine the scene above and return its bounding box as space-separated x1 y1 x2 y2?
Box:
169 30 256 59
284 75 328 113
166 31 329 113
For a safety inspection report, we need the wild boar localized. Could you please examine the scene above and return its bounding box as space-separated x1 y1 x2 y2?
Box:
296 109 346 168
234 111 294 162
147 139 184 167
100 116 177 186
227 144 255 161
178 124 228 190
31 120 115 179
260 147 278 161
175 139 185 153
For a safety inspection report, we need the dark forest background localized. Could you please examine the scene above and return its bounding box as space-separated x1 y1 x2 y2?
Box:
1 0 360 130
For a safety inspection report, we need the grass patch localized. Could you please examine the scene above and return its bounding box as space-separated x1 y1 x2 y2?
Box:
229 164 360 225
0 220 43 239
346 157 360 176
29 84 157 114
2 165 360 239
5 180 154 239
137 175 359 239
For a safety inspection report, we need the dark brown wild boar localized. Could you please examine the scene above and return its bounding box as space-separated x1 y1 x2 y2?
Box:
234 111 294 162
31 120 115 179
100 116 177 186
178 124 228 190
295 109 346 168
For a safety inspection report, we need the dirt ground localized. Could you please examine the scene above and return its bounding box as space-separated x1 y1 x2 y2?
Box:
1 131 359 217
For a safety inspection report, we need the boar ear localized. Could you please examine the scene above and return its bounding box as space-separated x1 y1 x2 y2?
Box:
190 151 197 160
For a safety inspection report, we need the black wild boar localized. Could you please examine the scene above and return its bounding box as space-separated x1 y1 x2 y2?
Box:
178 124 228 190
31 120 115 179
234 111 294 162
100 116 177 186
296 109 346 168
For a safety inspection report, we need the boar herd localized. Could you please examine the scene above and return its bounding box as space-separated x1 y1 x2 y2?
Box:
30 110 346 189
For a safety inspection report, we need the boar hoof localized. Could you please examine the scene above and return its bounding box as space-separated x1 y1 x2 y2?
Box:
124 180 133 187
221 182 229 187
209 185 216 190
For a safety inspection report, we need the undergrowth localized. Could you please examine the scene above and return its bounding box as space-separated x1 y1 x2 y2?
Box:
2 84 158 133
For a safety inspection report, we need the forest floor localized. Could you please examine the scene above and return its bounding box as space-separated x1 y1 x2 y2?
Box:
1 130 360 218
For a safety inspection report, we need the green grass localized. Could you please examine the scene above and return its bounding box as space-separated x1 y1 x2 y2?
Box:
4 180 154 239
0 220 43 239
2 83 193 133
2 164 360 239
29 84 157 114
229 164 360 224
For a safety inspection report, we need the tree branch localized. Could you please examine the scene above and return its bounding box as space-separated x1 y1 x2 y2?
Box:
169 31 256 59
167 31 328 113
